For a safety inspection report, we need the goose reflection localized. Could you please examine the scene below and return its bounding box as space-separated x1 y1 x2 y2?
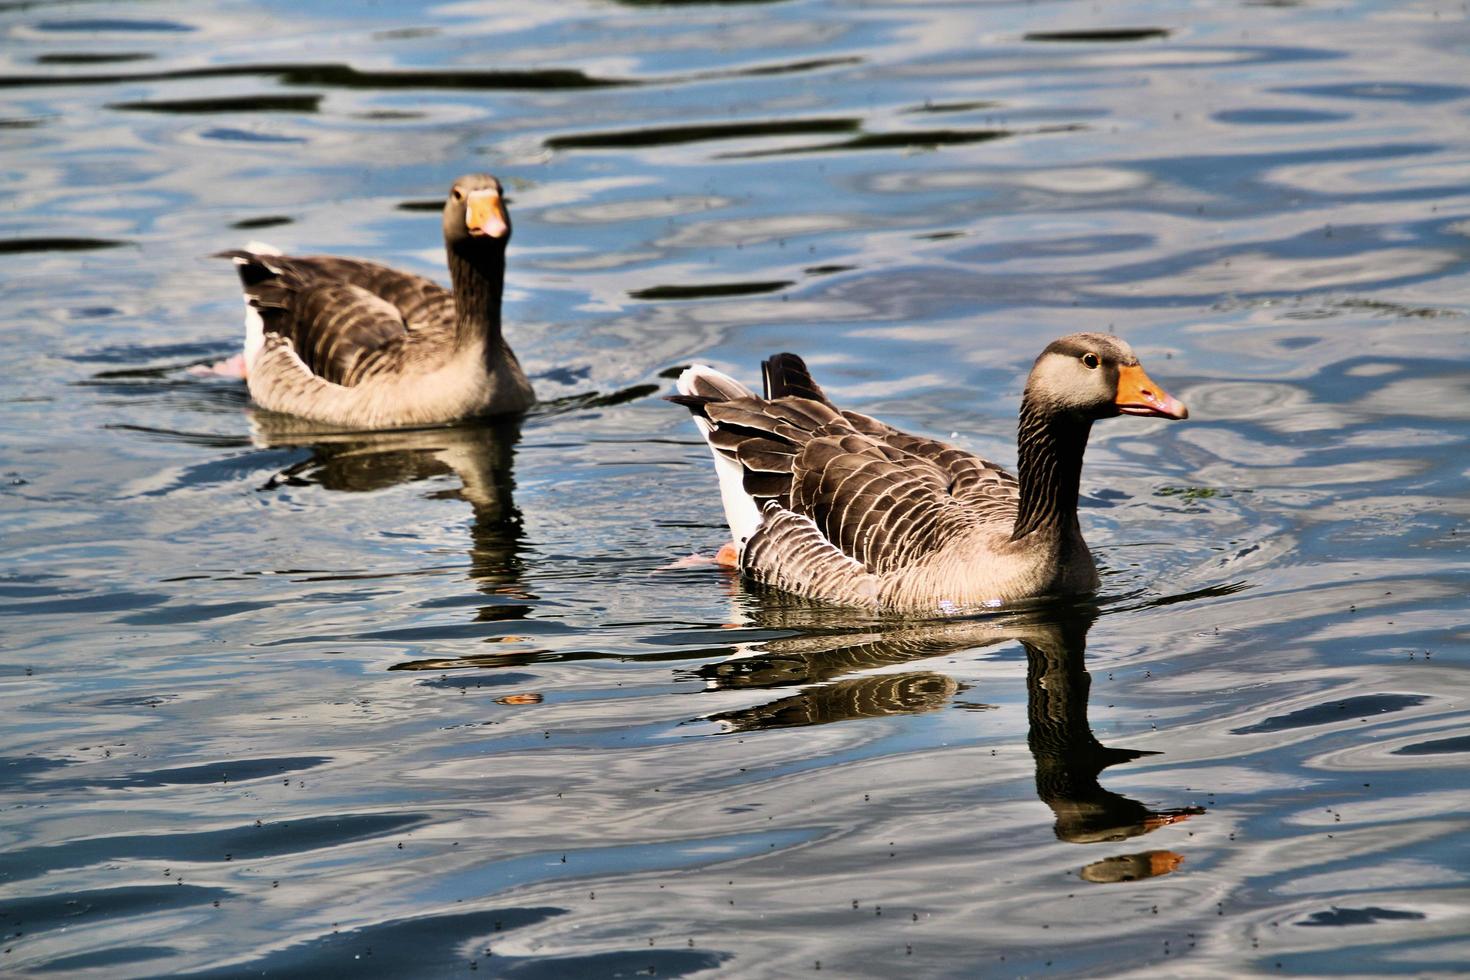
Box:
249 410 530 633
695 601 1201 881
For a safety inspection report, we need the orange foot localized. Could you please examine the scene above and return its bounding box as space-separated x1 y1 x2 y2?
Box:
188 353 248 379
655 542 741 571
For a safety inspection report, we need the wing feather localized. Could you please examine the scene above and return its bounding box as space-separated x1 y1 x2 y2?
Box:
671 352 1023 588
221 251 454 387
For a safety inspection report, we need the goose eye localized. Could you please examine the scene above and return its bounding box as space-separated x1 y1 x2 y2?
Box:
451 188 464 202
1082 353 1100 369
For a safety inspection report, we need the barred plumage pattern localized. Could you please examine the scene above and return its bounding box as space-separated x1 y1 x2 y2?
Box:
674 352 1099 612
217 176 533 430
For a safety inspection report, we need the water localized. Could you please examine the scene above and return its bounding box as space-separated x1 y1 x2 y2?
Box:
2 0 1468 975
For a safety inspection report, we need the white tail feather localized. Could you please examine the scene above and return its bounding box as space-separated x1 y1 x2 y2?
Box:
242 301 265 372
677 364 763 550
237 242 283 369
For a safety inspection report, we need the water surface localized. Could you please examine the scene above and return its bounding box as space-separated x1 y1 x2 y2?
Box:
2 0 1469 975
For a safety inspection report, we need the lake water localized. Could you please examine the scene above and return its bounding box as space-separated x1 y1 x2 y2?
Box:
3 0 1469 975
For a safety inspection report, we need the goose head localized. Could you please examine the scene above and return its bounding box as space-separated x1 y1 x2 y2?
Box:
444 173 511 256
1023 332 1188 423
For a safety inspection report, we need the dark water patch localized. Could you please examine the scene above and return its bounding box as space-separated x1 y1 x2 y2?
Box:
110 93 323 114
0 573 67 597
231 214 293 230
71 340 234 365
532 364 592 385
1102 580 1250 615
1393 734 1470 756
705 55 861 79
355 108 425 120
804 263 856 276
0 589 167 618
68 305 122 319
1024 28 1172 42
1297 906 1427 927
34 945 177 972
0 236 126 254
0 754 71 790
93 693 178 707
0 62 630 92
1314 297 1458 319
52 756 331 789
1232 694 1430 735
0 116 47 127
721 125 1065 158
417 672 536 690
372 26 440 40
629 280 792 301
117 599 275 626
0 885 228 935
351 614 540 643
567 383 660 407
390 652 554 672
201 127 305 144
494 948 731 978
35 18 195 32
176 907 565 978
1276 82 1470 103
1 812 432 884
907 99 1001 114
279 65 626 90
104 422 252 450
531 383 663 417
1213 107 1351 125
546 117 856 150
1154 485 1243 501
35 52 153 64
388 642 732 673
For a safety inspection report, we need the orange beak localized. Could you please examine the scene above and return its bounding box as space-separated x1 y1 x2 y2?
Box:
1115 363 1189 420
466 188 508 238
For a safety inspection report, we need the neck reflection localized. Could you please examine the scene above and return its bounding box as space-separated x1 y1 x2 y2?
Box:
250 411 531 670
697 599 1202 881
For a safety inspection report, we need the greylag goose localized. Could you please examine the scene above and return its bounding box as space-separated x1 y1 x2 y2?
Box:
216 174 533 429
670 333 1188 612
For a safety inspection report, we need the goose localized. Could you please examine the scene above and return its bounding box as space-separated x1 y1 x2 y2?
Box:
669 333 1188 612
215 174 533 429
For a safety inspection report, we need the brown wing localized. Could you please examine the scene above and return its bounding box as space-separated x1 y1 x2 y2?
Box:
695 398 983 576
839 411 1020 523
757 352 1018 524
673 352 1020 582
220 251 453 386
786 432 986 575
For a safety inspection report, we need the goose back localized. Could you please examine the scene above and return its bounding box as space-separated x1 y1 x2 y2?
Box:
674 355 1031 610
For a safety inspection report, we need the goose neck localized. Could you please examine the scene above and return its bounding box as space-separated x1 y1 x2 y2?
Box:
447 243 505 350
1011 397 1092 541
